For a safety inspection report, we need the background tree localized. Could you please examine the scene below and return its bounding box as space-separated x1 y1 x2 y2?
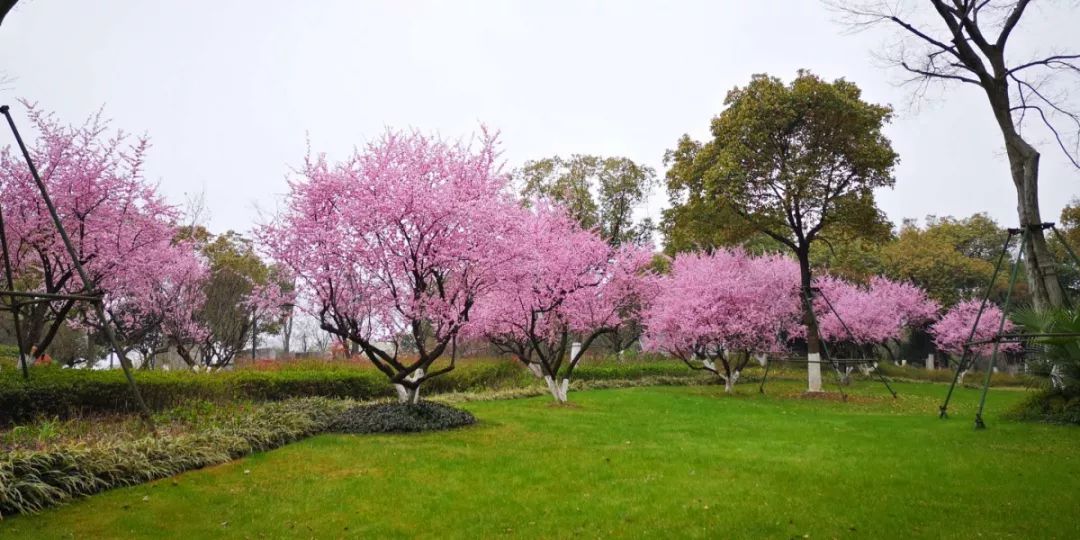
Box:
175 227 286 368
663 71 898 391
831 0 1079 311
517 154 657 247
878 215 1017 306
1049 199 1080 297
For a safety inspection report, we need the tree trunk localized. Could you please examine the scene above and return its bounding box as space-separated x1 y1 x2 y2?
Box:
988 83 1066 311
797 248 823 392
544 375 569 403
395 384 421 404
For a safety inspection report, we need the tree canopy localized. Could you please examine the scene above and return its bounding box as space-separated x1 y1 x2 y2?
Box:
517 154 657 247
662 71 898 381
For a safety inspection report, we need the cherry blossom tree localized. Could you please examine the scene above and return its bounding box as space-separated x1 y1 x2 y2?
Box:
813 275 939 380
470 203 655 402
930 300 1018 357
97 241 210 368
0 102 180 362
260 128 515 403
641 250 802 392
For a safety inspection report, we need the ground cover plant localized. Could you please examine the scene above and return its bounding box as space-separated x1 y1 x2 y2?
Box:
330 402 475 434
2 382 1077 538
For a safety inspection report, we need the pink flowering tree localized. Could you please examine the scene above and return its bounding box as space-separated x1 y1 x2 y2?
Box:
0 102 180 363
641 250 802 392
260 129 515 403
812 275 939 380
99 241 210 368
930 299 1019 354
470 203 655 402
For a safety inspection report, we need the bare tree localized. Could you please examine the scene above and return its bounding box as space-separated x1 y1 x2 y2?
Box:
829 0 1079 310
0 1 18 28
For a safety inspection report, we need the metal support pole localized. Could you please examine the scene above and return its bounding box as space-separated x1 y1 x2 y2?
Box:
940 229 1016 419
0 202 29 379
1 105 155 429
974 232 1027 429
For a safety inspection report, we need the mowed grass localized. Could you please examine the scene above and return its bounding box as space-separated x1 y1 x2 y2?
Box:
4 381 1079 539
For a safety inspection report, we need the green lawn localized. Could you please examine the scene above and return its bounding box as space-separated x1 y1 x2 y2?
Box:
3 381 1078 539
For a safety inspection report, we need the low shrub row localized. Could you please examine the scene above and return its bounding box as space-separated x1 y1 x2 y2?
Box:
0 358 709 424
0 397 350 518
0 366 393 425
875 362 1039 387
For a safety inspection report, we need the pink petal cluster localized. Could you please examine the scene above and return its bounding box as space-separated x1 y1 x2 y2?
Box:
259 128 517 399
814 276 940 346
0 103 204 357
929 299 1019 356
641 249 802 360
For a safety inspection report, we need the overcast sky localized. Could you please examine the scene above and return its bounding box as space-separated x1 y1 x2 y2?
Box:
1 1 1077 237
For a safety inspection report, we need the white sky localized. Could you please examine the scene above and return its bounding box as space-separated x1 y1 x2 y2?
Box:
1 0 1077 237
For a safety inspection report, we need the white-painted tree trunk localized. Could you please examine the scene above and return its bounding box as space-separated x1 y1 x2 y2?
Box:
527 363 544 378
701 358 716 373
394 368 425 403
807 352 822 392
925 354 934 370
570 342 582 363
755 353 767 367
394 384 421 403
544 375 569 402
958 369 969 385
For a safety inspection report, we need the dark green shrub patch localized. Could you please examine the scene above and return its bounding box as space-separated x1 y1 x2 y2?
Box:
0 398 349 517
0 367 392 425
1007 389 1080 425
330 402 476 434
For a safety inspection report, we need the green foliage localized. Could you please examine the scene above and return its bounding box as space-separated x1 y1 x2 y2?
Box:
0 366 391 424
330 402 475 434
0 357 704 424
0 398 348 517
1049 199 1080 296
0 344 16 369
1010 306 1080 419
1008 389 1080 425
662 71 896 256
517 154 657 246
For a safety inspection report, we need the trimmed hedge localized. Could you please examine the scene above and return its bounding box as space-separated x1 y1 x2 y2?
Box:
0 398 349 517
0 367 392 425
0 358 707 425
330 402 476 434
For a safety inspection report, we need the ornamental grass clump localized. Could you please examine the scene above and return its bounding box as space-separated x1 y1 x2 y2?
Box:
0 398 348 517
